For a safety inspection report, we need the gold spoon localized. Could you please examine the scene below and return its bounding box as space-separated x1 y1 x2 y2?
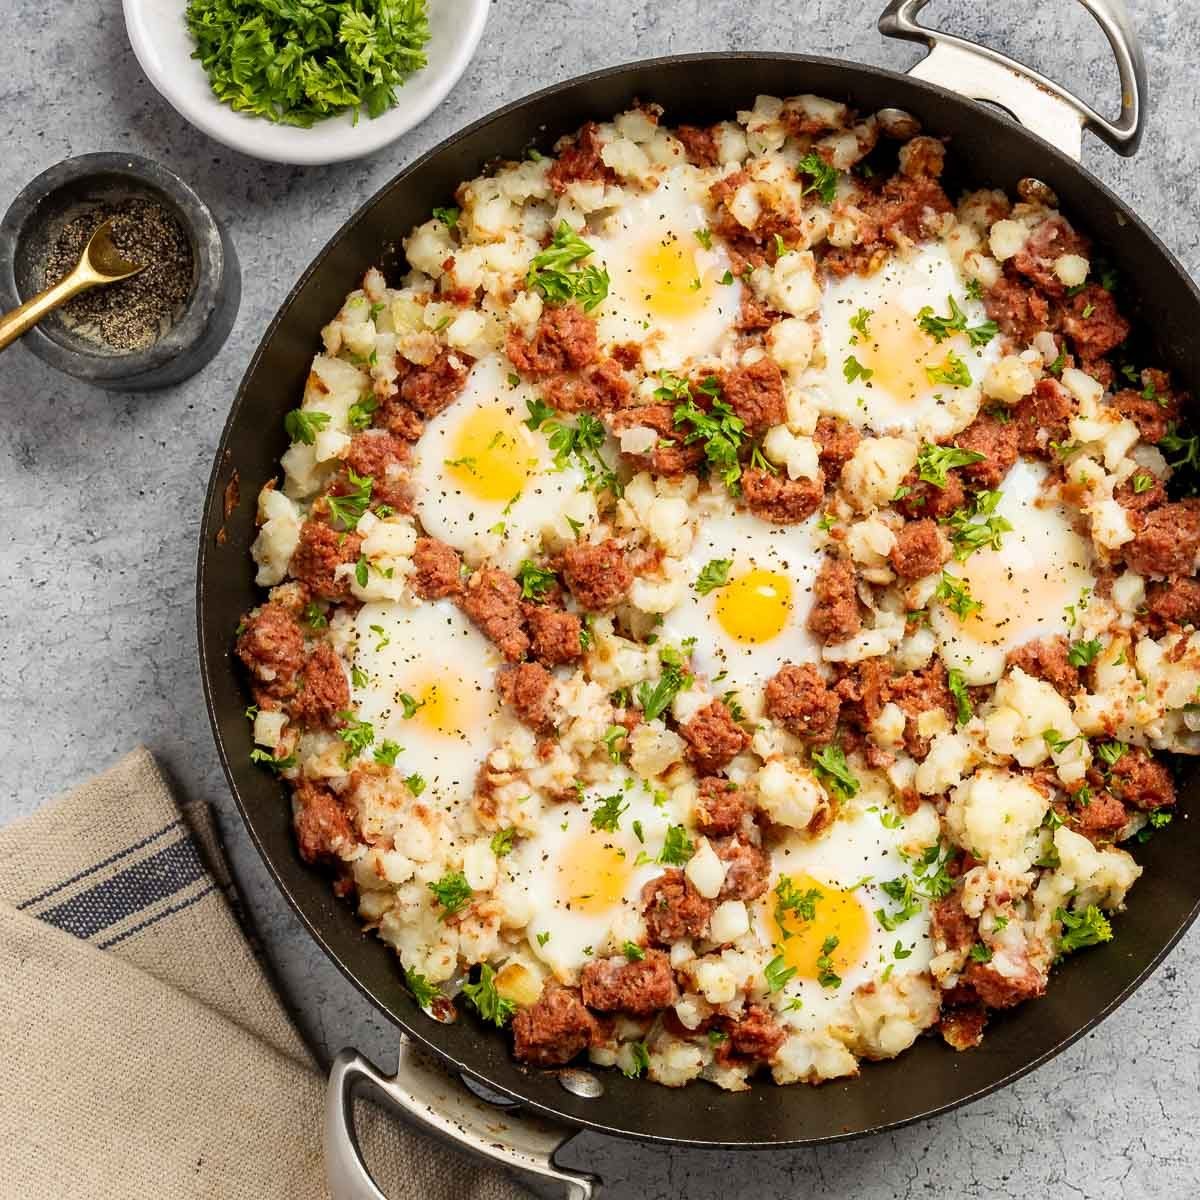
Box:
0 220 144 352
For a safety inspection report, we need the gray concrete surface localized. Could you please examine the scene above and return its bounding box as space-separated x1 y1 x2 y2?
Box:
2 1 1198 1196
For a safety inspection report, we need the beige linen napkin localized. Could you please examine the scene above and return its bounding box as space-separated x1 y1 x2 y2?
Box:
0 748 528 1200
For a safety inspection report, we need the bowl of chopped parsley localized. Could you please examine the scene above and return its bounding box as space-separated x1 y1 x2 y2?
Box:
123 0 489 165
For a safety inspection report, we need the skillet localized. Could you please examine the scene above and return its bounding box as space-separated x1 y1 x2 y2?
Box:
197 2 1200 1195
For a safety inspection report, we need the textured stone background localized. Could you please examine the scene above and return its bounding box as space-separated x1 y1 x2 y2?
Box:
1 1 1198 1195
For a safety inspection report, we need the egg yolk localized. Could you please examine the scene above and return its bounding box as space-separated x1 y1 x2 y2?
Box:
714 568 792 644
402 676 465 737
764 873 871 980
635 234 713 320
851 301 965 405
558 834 630 915
944 525 1094 647
444 405 538 502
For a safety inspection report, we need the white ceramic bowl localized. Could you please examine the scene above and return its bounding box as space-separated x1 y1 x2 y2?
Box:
122 0 489 166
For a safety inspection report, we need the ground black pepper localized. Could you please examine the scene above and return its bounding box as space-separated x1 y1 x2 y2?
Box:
43 195 194 353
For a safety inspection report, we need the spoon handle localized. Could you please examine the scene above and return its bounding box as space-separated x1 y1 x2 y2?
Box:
0 270 97 353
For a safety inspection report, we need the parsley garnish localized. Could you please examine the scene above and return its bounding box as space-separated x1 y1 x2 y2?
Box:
351 664 369 688
816 936 842 988
525 221 610 312
249 748 295 772
1068 639 1102 667
601 725 627 763
622 941 645 962
774 878 820 938
796 152 840 204
1096 740 1127 768
284 408 331 445
336 712 374 759
1131 473 1155 495
591 792 629 832
843 354 873 384
812 744 859 800
490 827 516 856
672 395 747 494
916 443 984 488
765 953 798 992
405 773 426 796
369 623 389 651
694 227 713 250
848 307 872 341
347 394 379 431
946 490 1011 561
935 571 983 620
623 1042 650 1078
461 964 516 1027
1161 425 1200 471
658 824 694 866
398 692 425 719
533 409 618 494
327 470 374 530
1056 905 1113 953
925 352 972 388
635 648 692 722
516 560 558 602
916 295 998 346
303 601 328 629
969 942 993 963
695 559 733 595
947 668 972 725
373 740 401 767
405 968 436 1009
427 871 472 918
431 205 459 229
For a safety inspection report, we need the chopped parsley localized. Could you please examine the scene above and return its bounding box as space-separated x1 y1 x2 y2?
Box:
925 351 972 388
1096 740 1127 768
461 964 516 1027
622 941 645 962
695 558 733 595
816 936 842 988
397 692 425 720
1056 904 1113 954
945 490 1011 561
350 665 369 688
516 560 558 602
947 667 972 725
1160 425 1200 471
591 792 629 832
658 824 694 866
427 870 472 918
623 1042 651 1078
694 227 713 250
347 394 379 430
848 307 872 341
405 773 426 796
843 354 873 384
525 221 610 311
811 744 859 800
336 712 375 759
774 877 820 938
284 408 331 445
1131 472 1156 495
249 748 295 772
875 842 955 930
1136 810 1174 843
431 205 459 229
969 942 994 963
490 827 517 857
935 571 984 620
302 601 327 629
354 554 369 588
326 469 374 530
405 968 437 1010
601 724 628 763
672 394 747 494
373 740 401 767
1068 638 1103 667
796 151 840 204
916 443 985 488
916 294 997 346
635 647 693 722
531 408 618 494
369 623 390 652
764 953 798 992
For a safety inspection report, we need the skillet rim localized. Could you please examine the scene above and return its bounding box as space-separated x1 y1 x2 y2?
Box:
198 49 1200 1149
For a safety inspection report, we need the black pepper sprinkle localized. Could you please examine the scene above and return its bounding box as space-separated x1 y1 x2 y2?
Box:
42 196 194 353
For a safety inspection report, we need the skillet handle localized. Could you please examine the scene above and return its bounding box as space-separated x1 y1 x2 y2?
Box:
878 0 1146 161
325 1040 599 1200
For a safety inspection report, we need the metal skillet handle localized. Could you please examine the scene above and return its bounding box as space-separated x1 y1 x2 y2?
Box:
325 1039 599 1200
878 0 1146 161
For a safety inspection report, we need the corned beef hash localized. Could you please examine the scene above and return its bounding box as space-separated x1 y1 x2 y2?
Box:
236 94 1197 1089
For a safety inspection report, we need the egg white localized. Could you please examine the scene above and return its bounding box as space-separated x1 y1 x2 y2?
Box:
504 767 686 980
817 242 1003 440
932 458 1097 685
589 167 743 371
658 508 826 692
411 355 598 572
349 599 503 801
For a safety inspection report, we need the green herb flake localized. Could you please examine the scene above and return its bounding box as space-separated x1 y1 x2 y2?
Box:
658 824 694 866
947 667 972 725
1055 904 1113 954
373 739 401 767
925 351 972 388
811 744 859 801
916 443 985 488
1068 638 1102 667
622 941 646 962
764 953 798 993
461 964 516 1027
525 221 610 312
816 935 842 988
796 152 840 204
284 408 331 445
695 558 733 595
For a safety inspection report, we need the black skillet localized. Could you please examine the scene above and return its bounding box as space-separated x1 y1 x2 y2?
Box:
197 2 1200 1195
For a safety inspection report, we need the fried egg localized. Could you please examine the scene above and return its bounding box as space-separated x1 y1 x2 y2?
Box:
818 243 1002 438
758 800 937 1028
411 355 598 571
658 508 825 691
932 458 1097 685
349 599 503 801
504 768 684 980
589 168 742 371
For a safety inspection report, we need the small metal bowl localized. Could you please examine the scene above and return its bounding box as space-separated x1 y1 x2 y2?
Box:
0 152 240 391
